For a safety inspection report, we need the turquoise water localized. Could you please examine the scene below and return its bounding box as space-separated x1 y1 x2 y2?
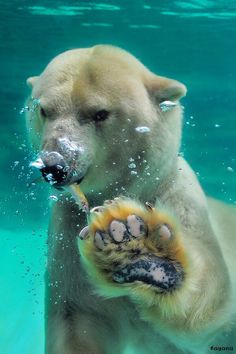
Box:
1 1 236 353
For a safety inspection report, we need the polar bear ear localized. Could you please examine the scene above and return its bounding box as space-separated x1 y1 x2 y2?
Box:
146 74 187 101
26 76 39 89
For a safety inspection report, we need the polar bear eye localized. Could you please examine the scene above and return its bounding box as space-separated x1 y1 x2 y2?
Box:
93 110 109 122
40 107 47 118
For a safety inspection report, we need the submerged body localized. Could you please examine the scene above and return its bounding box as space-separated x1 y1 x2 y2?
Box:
26 45 236 353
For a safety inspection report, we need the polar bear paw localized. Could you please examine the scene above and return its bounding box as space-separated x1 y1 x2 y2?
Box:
78 198 187 295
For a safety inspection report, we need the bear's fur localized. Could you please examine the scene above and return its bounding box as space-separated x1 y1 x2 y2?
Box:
26 45 236 354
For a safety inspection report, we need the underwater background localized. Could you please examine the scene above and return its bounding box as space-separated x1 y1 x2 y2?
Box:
0 0 235 353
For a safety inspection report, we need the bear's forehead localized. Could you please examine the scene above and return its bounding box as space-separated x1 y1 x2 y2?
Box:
35 58 146 111
39 46 146 90
31 46 152 115
45 46 146 76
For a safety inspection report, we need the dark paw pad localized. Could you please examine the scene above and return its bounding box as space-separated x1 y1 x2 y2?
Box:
113 256 183 292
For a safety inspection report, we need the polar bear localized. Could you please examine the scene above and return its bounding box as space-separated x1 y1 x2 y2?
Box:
26 45 236 354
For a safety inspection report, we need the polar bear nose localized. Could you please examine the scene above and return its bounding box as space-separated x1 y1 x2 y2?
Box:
41 163 68 184
39 152 68 185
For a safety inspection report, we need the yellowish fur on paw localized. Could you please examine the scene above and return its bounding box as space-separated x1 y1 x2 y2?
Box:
78 199 189 311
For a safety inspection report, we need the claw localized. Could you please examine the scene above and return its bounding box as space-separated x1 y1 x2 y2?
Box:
145 202 154 211
90 206 105 213
114 197 122 201
79 226 90 240
104 200 114 205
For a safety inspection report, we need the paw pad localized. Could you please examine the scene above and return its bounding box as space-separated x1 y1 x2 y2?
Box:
113 256 183 291
157 224 172 241
127 215 147 238
94 231 109 250
93 215 148 249
109 220 128 243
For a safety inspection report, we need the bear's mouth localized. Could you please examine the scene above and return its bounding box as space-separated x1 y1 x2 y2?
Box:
42 168 86 189
30 155 87 188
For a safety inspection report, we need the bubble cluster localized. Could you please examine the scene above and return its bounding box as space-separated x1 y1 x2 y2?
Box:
19 97 41 115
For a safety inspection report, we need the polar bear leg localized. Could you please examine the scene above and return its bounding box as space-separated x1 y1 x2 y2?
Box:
46 310 113 354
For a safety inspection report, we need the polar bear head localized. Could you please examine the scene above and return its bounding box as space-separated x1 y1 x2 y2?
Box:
26 45 186 197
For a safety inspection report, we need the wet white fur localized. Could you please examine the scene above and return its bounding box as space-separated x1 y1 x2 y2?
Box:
26 45 236 354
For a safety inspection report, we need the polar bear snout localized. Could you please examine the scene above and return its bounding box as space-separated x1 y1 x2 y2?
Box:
30 135 89 186
32 136 90 186
36 149 87 187
39 151 68 185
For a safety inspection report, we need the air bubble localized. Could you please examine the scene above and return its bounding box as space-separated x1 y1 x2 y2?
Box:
135 126 150 133
30 158 45 169
46 173 53 181
49 195 59 201
128 163 136 169
19 97 41 115
20 106 30 114
13 161 20 167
